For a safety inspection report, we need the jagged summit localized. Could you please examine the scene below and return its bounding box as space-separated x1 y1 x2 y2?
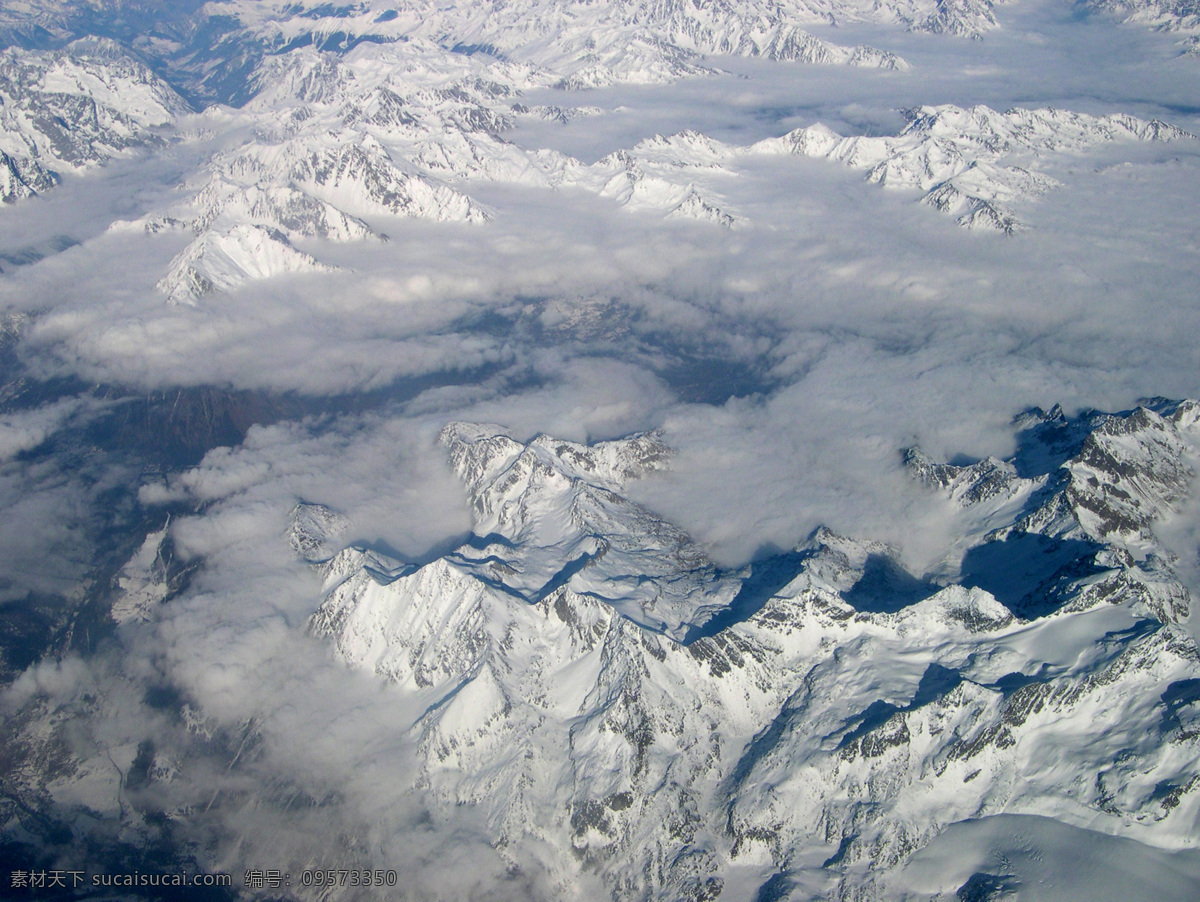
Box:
906 400 1199 622
312 403 1200 687
317 424 730 647
196 0 913 91
441 421 671 495
755 104 1196 233
155 223 336 305
289 501 351 563
0 39 187 202
300 404 1200 899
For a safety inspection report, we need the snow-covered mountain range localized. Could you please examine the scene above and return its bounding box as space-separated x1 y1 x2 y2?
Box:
2 3 1200 901
143 84 1198 301
5 398 1199 901
1084 0 1200 54
0 37 186 203
753 105 1196 232
193 0 915 87
296 400 1200 900
2 0 1195 299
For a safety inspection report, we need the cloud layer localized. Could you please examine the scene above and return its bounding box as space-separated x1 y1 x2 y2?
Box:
2 0 1200 897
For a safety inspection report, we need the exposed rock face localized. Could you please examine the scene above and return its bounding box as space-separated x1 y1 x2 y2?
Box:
0 38 187 202
754 106 1195 233
9 4 1186 301
304 404 1200 900
1 4 1198 897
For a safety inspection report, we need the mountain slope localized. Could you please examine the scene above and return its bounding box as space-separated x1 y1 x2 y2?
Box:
155 223 336 305
304 402 1200 900
1083 0 1200 54
0 37 187 202
752 105 1196 233
199 0 914 91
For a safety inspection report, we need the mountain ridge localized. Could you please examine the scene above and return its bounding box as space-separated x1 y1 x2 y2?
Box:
290 402 1200 900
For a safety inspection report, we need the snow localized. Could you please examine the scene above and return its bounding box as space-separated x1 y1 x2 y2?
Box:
753 105 1197 232
301 406 1200 899
25 24 1185 304
0 41 186 201
897 814 1200 901
4 3 1200 897
111 527 171 624
156 224 336 305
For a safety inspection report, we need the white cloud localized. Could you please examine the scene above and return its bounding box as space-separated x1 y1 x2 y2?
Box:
3 3 1200 894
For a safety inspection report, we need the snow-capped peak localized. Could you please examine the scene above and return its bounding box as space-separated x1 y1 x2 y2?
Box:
303 407 1200 899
